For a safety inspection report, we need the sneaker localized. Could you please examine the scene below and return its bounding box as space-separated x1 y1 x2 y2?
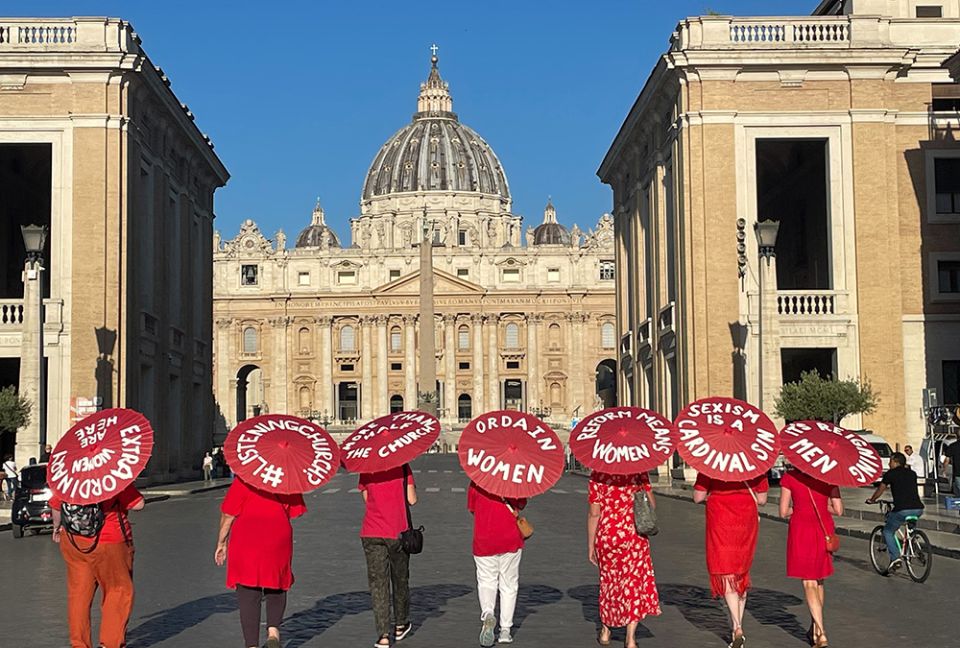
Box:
265 638 281 648
886 557 903 574
395 623 412 642
498 628 514 644
479 613 496 647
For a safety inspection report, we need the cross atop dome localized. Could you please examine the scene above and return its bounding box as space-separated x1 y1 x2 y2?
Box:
417 44 453 116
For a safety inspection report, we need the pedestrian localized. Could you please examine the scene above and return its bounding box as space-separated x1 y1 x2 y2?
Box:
468 481 526 646
904 445 924 478
203 452 214 482
215 478 306 648
50 484 144 648
779 468 843 648
3 454 18 499
692 473 768 648
940 438 960 495
587 472 661 648
40 444 52 463
867 452 925 573
358 464 417 647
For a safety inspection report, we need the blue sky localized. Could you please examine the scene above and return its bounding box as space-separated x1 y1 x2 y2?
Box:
13 0 812 241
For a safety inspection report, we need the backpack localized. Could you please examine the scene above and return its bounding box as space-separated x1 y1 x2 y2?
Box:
61 502 107 553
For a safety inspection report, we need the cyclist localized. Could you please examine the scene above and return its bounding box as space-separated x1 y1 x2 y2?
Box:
866 452 924 573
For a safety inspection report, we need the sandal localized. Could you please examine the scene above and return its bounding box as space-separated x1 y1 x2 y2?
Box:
597 627 611 646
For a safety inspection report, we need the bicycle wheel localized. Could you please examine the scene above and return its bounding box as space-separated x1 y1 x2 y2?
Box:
869 525 891 575
905 530 933 583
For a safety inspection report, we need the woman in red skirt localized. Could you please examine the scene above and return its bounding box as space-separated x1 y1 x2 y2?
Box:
587 472 661 648
693 474 767 648
779 469 842 648
215 478 307 648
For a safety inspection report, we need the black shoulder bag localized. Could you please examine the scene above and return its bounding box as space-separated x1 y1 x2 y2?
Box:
398 465 424 554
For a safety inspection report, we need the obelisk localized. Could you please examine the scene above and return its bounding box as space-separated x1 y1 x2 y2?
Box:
418 212 438 415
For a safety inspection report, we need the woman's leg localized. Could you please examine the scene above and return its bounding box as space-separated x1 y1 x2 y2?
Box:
802 580 826 644
61 536 97 648
625 621 639 648
387 539 411 630
362 538 392 644
94 542 135 648
236 585 263 648
719 577 745 642
264 588 287 640
497 550 522 632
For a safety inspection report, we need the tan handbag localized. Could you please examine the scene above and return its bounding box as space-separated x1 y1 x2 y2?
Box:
505 500 534 539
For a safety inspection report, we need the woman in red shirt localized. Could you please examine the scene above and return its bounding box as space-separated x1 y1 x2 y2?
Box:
693 475 768 648
587 472 661 648
51 484 144 648
359 464 418 648
467 482 527 646
215 478 306 648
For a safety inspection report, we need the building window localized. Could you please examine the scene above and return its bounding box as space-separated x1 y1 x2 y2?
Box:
601 322 615 349
340 324 355 351
390 326 402 352
944 360 960 405
458 229 468 246
458 325 470 350
298 271 310 286
458 394 472 421
298 327 312 354
241 264 258 286
389 269 401 281
457 268 469 279
935 158 960 216
337 269 357 285
547 268 560 283
505 323 520 348
502 268 520 283
506 360 520 370
548 323 561 350
391 362 403 371
340 364 355 372
599 260 615 281
939 260 960 293
242 327 258 354
458 361 471 370
916 5 943 17
390 395 404 413
549 382 562 408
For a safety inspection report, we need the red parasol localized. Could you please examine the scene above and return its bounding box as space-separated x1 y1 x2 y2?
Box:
47 408 154 505
340 411 440 473
781 420 883 487
224 414 340 494
458 410 564 498
674 397 779 481
569 407 675 475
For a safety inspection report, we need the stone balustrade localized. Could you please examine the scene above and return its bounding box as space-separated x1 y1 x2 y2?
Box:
0 18 137 53
777 290 840 316
0 300 24 330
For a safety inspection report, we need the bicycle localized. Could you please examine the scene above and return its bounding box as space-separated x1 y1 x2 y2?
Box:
867 500 933 583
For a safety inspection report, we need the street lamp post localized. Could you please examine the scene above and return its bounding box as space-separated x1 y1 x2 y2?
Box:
19 224 48 463
754 220 780 411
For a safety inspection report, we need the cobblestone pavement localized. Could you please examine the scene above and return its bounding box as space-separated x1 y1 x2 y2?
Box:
2 454 955 647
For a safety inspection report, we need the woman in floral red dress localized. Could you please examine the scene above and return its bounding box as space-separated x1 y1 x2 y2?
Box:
587 472 661 648
693 474 768 648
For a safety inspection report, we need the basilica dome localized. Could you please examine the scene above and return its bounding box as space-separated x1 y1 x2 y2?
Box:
361 54 510 202
295 200 340 248
533 199 571 246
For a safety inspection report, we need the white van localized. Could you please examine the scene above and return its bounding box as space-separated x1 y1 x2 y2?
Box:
856 432 894 474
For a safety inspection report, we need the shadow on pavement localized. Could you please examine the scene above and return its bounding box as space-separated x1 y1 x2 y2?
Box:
746 587 806 641
512 583 564 633
126 592 236 647
282 583 472 648
834 551 880 575
566 584 655 641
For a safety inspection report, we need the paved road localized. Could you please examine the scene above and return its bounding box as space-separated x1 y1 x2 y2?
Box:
2 454 955 647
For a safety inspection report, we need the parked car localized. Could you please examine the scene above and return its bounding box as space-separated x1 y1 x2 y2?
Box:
10 463 53 538
768 455 788 484
855 431 894 476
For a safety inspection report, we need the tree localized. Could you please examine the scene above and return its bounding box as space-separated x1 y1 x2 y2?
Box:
0 385 31 437
774 371 878 425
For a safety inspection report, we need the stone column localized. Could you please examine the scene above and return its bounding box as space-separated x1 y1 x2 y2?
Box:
270 317 290 415
570 313 586 416
376 315 388 416
472 314 485 414
487 314 500 411
443 314 456 423
16 259 42 467
361 317 373 420
318 316 334 420
526 315 540 411
404 315 417 410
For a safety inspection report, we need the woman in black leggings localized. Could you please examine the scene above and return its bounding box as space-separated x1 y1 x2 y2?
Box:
216 478 307 648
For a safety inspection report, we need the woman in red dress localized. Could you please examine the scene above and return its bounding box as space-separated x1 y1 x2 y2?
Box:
587 472 661 648
215 478 307 648
779 469 842 648
693 474 767 648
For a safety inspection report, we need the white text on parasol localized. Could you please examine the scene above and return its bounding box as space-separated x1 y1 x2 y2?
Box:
49 423 145 502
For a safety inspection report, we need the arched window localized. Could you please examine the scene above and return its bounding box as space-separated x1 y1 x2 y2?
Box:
458 394 472 421
298 386 311 411
340 324 355 351
242 327 258 354
458 325 470 350
298 327 312 355
548 323 561 350
390 326 402 352
601 322 615 349
390 394 404 413
550 382 562 407
505 323 520 349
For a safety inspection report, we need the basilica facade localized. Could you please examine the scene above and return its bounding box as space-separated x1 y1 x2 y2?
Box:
213 54 616 441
